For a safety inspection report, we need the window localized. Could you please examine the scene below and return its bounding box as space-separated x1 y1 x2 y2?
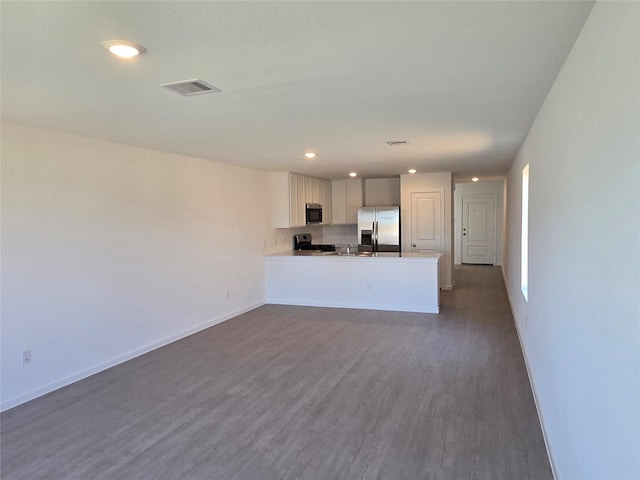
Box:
521 164 529 301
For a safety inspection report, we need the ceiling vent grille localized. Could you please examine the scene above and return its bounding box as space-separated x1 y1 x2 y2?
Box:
386 140 409 146
160 79 221 96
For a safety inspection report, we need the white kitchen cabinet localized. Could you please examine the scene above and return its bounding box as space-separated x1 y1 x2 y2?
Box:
289 173 305 227
305 176 330 224
304 176 313 204
331 178 363 224
331 180 347 224
271 172 330 228
322 180 332 225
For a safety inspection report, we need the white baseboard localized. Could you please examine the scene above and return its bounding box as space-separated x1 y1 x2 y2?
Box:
441 279 456 290
0 302 265 412
501 267 558 480
266 299 439 314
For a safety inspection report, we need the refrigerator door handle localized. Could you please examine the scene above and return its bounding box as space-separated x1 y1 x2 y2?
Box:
374 221 378 253
371 222 375 252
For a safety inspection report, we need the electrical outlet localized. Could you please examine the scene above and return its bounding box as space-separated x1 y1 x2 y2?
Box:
263 240 267 248
22 350 31 365
226 289 231 300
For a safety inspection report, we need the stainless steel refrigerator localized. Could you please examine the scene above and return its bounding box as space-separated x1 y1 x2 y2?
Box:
357 206 400 253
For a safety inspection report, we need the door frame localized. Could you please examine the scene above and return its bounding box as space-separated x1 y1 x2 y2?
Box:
460 194 497 265
410 189 445 284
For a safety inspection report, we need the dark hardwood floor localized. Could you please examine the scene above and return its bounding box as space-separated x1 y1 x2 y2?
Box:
1 265 552 479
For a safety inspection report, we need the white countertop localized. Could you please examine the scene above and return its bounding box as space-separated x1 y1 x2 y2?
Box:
266 251 442 262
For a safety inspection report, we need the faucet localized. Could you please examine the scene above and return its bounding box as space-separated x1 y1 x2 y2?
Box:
346 244 354 255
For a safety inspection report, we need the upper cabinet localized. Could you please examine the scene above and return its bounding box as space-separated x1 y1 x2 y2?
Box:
271 172 331 228
331 178 363 224
290 173 306 227
322 180 332 225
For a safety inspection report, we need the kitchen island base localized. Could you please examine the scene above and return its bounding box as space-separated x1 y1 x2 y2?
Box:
265 252 441 314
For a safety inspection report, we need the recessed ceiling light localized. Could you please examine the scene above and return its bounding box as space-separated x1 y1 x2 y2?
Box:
408 169 417 174
472 177 479 182
102 40 146 58
304 152 317 159
349 172 357 177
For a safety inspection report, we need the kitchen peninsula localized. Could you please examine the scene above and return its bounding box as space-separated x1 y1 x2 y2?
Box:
265 252 442 313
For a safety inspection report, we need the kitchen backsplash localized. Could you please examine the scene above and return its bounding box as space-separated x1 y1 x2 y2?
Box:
321 224 358 247
264 224 358 254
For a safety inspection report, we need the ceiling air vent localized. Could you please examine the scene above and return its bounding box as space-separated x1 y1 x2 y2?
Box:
160 79 221 96
386 140 409 146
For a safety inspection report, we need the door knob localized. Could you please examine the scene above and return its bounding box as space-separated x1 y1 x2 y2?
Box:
412 243 416 247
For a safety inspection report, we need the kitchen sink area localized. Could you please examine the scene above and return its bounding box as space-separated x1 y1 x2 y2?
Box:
293 233 398 258
334 251 374 257
295 250 376 257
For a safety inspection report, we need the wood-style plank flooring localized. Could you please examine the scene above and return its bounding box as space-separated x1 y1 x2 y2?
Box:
1 265 552 479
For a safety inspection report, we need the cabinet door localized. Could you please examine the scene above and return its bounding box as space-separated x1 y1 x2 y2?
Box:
322 180 332 224
345 178 363 224
304 177 313 204
289 174 298 227
317 179 324 208
308 177 323 204
289 173 306 227
295 174 306 226
331 180 346 224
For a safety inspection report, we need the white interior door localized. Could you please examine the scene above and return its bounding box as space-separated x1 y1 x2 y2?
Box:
461 195 496 264
411 192 443 254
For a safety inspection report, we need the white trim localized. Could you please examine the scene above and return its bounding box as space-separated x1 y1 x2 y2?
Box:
409 189 446 284
0 302 265 412
266 299 439 314
521 164 530 301
460 193 498 265
501 267 558 480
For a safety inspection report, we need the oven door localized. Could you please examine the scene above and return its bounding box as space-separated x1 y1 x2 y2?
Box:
305 203 323 224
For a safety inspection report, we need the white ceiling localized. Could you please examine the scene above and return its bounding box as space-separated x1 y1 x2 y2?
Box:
1 1 594 180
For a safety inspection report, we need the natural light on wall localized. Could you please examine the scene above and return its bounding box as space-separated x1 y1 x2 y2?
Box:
521 164 529 301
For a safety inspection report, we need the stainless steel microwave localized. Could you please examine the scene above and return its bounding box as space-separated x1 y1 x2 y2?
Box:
305 203 323 224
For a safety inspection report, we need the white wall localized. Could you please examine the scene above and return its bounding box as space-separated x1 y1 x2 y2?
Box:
503 3 640 479
264 225 324 255
454 180 504 265
1 123 269 410
364 177 401 206
400 172 454 289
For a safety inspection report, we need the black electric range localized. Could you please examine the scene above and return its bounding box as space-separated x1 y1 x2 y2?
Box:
293 233 336 252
